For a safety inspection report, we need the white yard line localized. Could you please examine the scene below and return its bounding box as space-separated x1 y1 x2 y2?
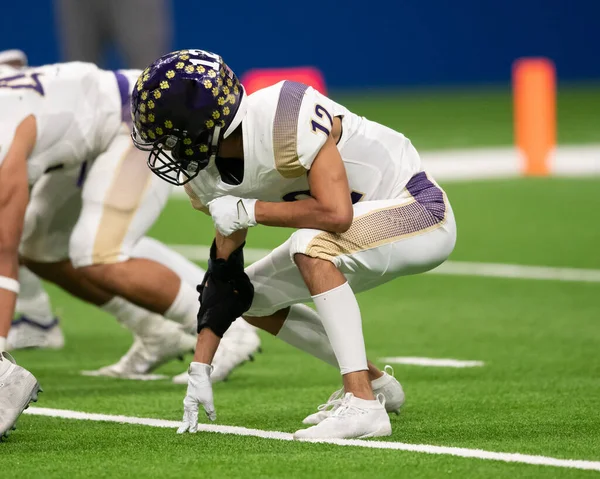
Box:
432 261 600 283
168 244 600 283
24 407 600 472
379 357 484 368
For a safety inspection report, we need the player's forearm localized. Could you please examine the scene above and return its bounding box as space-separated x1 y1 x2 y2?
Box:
214 229 247 260
0 202 23 296
193 328 221 364
0 200 27 335
254 198 353 233
0 251 19 338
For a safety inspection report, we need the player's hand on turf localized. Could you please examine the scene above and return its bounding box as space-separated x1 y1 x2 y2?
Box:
208 196 257 236
177 362 216 434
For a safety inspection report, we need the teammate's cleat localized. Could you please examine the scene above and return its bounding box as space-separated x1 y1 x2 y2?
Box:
171 371 187 384
7 316 65 351
81 318 196 380
302 365 404 425
172 320 261 384
294 393 391 440
0 351 42 440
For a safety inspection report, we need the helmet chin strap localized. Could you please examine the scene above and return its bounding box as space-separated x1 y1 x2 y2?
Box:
208 125 222 166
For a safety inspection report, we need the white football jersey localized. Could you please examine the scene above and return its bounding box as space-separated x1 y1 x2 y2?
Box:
0 62 134 184
185 80 422 209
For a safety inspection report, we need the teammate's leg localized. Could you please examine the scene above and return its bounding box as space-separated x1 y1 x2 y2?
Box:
133 237 261 383
67 134 259 379
14 267 54 325
70 135 199 330
9 266 63 350
19 166 195 374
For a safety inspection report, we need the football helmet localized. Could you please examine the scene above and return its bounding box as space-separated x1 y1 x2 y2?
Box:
131 49 247 185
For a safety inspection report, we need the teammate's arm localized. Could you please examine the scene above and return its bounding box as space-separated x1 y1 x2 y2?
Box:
0 115 36 346
255 135 353 233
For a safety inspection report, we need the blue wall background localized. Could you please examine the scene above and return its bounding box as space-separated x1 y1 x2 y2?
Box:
2 0 598 88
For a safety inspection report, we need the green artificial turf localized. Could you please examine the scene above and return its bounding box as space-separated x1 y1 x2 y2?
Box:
3 177 600 478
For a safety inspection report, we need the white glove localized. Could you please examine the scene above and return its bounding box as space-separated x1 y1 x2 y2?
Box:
177 362 216 434
208 196 257 237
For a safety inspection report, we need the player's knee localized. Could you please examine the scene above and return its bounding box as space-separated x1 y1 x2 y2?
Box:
290 227 338 272
20 258 63 284
243 307 290 335
76 263 109 282
20 257 48 277
289 228 337 267
293 253 321 271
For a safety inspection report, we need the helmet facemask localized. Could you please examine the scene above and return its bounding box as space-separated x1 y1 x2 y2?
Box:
131 125 222 186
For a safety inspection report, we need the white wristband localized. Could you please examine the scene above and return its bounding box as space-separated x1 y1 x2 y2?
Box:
0 276 19 294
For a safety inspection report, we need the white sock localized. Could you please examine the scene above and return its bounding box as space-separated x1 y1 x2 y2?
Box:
132 237 206 285
0 337 6 352
277 304 338 367
101 296 185 341
133 237 201 333
101 297 153 336
312 282 368 375
15 267 54 325
164 281 198 333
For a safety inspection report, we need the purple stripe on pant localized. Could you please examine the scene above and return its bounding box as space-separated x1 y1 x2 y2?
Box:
405 171 446 222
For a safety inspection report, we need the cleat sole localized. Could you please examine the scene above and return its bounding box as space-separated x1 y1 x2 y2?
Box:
1 381 42 441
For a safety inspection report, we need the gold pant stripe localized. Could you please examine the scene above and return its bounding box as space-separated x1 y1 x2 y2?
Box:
305 199 446 262
91 146 153 264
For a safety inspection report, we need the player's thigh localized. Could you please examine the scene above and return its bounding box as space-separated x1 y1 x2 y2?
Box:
19 167 83 263
69 133 172 268
289 173 457 294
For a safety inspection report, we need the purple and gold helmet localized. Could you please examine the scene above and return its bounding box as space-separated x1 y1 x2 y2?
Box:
131 49 247 185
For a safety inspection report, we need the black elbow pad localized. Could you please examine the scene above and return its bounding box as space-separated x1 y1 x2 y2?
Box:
196 240 254 337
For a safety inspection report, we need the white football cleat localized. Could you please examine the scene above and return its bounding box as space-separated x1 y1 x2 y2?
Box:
302 365 404 425
172 319 261 384
82 317 196 380
294 393 391 440
0 351 42 440
8 316 65 351
171 371 188 384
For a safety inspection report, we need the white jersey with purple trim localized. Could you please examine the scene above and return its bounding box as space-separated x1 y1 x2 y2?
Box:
185 80 422 210
0 62 132 184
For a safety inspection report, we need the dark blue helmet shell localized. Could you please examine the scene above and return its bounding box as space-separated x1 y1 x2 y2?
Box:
131 49 246 185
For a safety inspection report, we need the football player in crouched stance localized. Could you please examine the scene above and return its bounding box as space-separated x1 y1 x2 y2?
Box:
0 56 262 438
131 50 457 440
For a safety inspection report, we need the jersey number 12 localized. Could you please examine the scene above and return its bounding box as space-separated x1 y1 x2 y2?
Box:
311 104 333 137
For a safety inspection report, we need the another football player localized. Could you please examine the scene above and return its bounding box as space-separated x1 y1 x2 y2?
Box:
131 50 457 440
0 59 259 438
